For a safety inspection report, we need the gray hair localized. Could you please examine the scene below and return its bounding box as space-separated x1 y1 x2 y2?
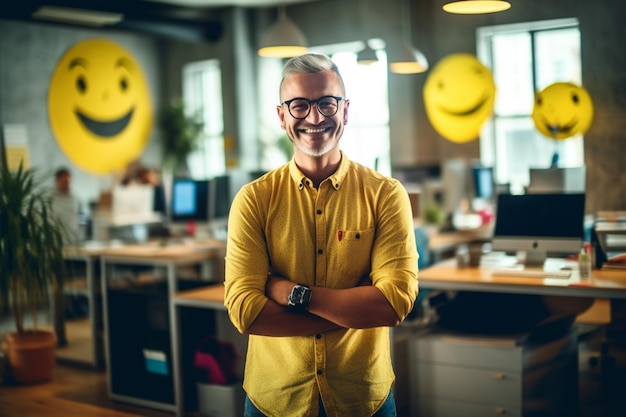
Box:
279 53 345 98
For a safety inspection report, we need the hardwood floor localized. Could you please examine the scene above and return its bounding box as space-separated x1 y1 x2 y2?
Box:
0 364 172 417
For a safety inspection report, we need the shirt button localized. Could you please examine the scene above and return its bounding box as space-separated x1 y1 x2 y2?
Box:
317 369 323 375
355 233 361 239
317 249 323 254
316 334 321 339
317 209 322 215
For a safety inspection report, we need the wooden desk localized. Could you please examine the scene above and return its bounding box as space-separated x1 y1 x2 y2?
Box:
421 225 493 263
173 284 226 310
99 239 226 413
171 284 246 417
415 256 626 416
419 257 626 299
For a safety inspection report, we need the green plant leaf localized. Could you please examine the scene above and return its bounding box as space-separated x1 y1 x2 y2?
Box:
0 162 67 334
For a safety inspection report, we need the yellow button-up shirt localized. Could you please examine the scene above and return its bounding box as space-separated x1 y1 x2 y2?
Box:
224 155 418 417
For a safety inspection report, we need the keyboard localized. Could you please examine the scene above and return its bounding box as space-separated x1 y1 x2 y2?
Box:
491 269 572 279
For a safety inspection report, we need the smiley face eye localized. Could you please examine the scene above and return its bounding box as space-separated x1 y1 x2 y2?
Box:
120 76 128 92
536 96 543 106
76 76 87 94
571 93 579 104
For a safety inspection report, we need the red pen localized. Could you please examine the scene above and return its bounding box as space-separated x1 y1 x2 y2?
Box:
337 230 343 242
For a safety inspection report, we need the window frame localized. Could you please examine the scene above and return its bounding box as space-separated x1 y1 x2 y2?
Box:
477 18 584 193
182 59 226 179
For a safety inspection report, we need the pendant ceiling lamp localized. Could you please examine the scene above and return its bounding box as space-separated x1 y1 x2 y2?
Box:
258 7 308 58
443 1 511 14
389 42 429 74
356 0 379 65
357 42 379 66
388 0 428 74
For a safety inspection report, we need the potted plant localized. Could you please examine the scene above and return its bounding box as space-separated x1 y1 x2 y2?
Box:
159 99 204 176
0 162 66 384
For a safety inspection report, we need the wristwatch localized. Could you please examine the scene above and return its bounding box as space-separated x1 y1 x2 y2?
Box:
287 284 312 310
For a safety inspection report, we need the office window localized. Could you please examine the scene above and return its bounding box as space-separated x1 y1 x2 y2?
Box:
183 59 225 178
258 42 391 176
477 19 584 193
330 49 391 176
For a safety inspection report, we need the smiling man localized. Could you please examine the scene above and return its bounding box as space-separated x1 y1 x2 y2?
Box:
224 53 419 417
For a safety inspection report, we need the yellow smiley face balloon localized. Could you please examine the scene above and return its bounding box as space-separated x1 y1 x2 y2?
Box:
423 53 496 144
532 82 593 140
48 38 153 175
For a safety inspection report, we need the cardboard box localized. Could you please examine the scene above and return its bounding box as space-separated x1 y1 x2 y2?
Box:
197 382 245 417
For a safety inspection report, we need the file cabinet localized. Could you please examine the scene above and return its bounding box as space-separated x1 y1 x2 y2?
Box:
410 328 578 417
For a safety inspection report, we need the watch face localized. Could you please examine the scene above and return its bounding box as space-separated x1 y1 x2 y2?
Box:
289 285 311 308
294 287 305 301
289 286 303 304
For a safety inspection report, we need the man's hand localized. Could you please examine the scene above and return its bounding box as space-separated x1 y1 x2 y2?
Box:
265 275 293 307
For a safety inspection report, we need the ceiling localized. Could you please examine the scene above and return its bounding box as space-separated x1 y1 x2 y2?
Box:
0 0 323 42
147 0 319 6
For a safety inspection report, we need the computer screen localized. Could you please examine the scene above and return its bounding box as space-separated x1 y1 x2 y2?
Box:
170 178 210 222
527 166 586 194
471 165 494 200
112 184 155 216
492 193 585 265
209 175 231 221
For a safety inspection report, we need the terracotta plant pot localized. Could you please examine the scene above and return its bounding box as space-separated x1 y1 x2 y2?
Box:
6 330 57 384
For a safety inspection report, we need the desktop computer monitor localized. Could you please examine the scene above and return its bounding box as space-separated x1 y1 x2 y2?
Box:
170 178 210 222
208 175 231 233
112 184 155 216
527 166 586 193
492 193 585 265
471 165 495 201
169 175 237 238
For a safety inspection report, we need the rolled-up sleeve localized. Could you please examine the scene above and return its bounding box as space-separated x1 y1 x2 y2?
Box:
224 185 270 334
369 179 419 321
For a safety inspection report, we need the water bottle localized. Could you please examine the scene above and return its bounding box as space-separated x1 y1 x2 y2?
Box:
579 243 591 280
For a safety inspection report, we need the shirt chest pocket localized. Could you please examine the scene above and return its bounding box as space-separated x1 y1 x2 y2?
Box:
335 228 375 278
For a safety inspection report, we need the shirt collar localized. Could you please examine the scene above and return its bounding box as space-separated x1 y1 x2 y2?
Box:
289 151 349 191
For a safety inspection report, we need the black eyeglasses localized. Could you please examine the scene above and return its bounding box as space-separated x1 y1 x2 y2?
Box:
281 95 345 119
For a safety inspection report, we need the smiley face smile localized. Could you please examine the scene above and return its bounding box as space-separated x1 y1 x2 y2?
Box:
76 108 135 138
438 95 490 117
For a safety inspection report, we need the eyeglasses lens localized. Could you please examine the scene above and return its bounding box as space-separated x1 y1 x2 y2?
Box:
288 96 339 119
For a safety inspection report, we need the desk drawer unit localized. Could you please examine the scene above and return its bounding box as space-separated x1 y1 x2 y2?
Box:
409 330 578 417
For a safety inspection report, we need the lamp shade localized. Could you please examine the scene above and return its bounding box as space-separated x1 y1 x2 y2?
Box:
443 1 511 14
258 9 308 58
389 42 428 74
356 42 379 65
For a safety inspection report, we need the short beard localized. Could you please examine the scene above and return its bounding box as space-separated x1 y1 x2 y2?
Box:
293 137 339 158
